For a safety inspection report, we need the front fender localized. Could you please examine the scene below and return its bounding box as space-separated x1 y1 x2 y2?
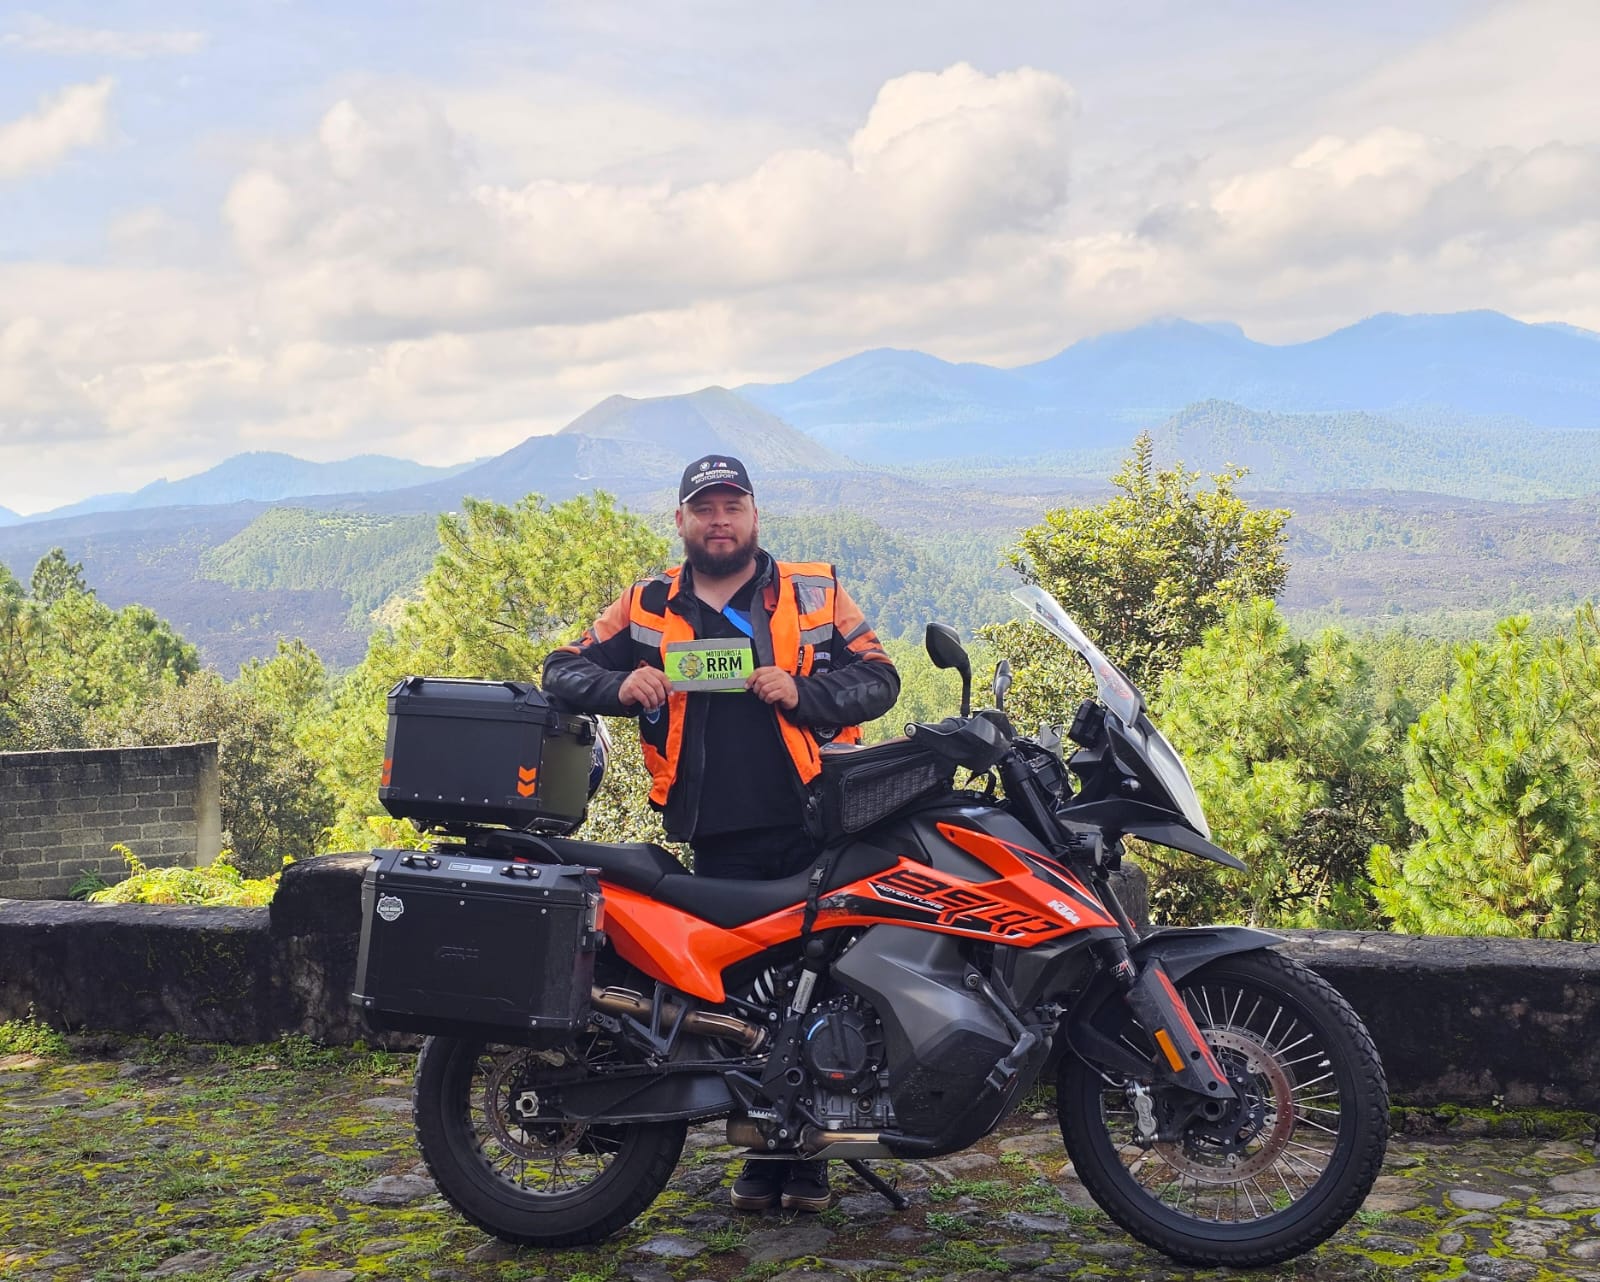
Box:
1060 926 1283 1077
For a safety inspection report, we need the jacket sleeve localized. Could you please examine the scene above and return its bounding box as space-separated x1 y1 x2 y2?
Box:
540 588 638 717
790 583 900 728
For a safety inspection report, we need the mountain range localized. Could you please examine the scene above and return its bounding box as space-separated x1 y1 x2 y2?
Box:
8 308 1600 523
5 307 1600 670
19 451 477 524
739 310 1600 460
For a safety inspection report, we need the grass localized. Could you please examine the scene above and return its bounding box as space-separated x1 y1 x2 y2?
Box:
928 1177 1015 1205
925 1210 975 1236
703 1226 750 1254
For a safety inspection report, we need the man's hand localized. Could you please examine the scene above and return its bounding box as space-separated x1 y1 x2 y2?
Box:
619 665 672 711
747 666 799 711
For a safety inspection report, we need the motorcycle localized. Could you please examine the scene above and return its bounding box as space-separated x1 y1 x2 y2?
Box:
393 586 1389 1267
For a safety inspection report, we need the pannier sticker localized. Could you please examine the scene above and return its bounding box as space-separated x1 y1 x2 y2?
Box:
447 861 495 874
1049 898 1082 924
376 894 405 923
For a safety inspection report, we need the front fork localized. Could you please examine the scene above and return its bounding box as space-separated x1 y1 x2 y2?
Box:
1094 932 1235 1106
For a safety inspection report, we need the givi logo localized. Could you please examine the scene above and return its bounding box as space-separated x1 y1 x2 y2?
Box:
516 765 538 797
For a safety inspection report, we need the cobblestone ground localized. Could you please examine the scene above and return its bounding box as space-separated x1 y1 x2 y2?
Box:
2 1038 1597 1282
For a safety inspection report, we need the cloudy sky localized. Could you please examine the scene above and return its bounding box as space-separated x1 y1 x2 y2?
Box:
3 0 1598 513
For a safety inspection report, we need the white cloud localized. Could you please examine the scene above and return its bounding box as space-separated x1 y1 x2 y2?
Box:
220 65 1075 340
1321 0 1600 150
2 14 205 59
6 20 1600 510
0 78 113 180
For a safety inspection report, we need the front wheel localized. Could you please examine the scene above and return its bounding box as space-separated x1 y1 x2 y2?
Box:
413 1034 687 1247
1058 948 1388 1268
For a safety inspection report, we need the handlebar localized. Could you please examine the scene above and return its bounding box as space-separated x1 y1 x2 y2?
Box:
904 711 1013 773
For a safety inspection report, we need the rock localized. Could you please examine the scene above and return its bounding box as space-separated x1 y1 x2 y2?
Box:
635 1236 706 1259
1000 1211 1079 1233
1364 1235 1420 1256
769 1270 847 1282
359 1096 411 1113
243 1215 324 1242
835 1193 896 1220
817 1259 899 1275
463 1240 527 1263
1080 1242 1136 1260
359 1239 411 1256
1504 1217 1568 1257
226 1270 271 1282
1448 1188 1510 1211
1553 1168 1600 1193
1363 1175 1426 1213
929 1152 999 1177
998 1131 1063 1157
1439 1233 1467 1254
884 1226 928 1244
742 1221 835 1264
286 1272 358 1282
680 1211 735 1230
996 1243 1052 1264
1536 1194 1600 1213
150 1251 224 1278
343 1173 436 1205
1465 1255 1539 1281
1573 1242 1600 1261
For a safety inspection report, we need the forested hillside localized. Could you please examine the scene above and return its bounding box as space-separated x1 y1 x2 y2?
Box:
199 509 440 627
6 477 1600 671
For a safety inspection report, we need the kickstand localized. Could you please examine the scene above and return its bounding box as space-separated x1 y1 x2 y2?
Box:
843 1158 908 1210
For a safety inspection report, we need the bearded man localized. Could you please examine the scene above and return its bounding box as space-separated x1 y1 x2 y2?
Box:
542 452 900 1211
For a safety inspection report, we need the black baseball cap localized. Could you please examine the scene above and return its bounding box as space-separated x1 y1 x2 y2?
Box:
679 454 754 504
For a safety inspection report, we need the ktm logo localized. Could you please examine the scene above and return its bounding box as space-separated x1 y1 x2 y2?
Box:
516 764 538 797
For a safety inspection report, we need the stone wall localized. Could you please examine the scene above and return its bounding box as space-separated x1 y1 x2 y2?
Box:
0 855 1597 1112
0 742 221 899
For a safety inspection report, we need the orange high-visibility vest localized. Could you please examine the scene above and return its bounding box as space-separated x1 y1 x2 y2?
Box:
627 560 862 807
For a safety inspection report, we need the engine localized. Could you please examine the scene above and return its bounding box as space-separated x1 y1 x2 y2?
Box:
799 994 897 1131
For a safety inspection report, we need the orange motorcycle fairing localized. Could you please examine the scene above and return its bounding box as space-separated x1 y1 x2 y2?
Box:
600 832 1118 1004
935 822 1120 931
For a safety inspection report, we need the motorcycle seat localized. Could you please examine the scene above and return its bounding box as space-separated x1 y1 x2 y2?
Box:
540 836 685 896
651 841 899 929
541 835 900 929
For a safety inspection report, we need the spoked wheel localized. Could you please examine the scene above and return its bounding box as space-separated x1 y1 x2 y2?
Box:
1059 949 1388 1267
413 1032 686 1247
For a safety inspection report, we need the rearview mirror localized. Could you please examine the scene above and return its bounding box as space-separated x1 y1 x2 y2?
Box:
925 623 973 717
993 658 1012 712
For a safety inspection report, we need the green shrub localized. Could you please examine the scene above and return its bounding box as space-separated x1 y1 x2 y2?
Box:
88 845 283 907
0 1009 68 1058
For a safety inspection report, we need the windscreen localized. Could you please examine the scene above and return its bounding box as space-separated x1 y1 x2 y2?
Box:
1010 586 1144 728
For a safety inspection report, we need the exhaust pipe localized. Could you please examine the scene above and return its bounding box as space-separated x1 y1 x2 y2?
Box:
590 985 767 1051
728 1119 893 1158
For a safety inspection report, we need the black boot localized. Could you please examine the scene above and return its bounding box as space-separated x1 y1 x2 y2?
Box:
781 1159 832 1212
730 1159 787 1211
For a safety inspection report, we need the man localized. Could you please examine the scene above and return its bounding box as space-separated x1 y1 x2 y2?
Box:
543 452 900 1213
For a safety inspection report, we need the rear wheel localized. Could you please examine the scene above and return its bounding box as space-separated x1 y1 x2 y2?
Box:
413 1032 686 1247
1058 949 1388 1267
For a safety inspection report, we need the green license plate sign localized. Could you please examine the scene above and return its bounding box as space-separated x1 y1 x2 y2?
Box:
664 639 755 691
